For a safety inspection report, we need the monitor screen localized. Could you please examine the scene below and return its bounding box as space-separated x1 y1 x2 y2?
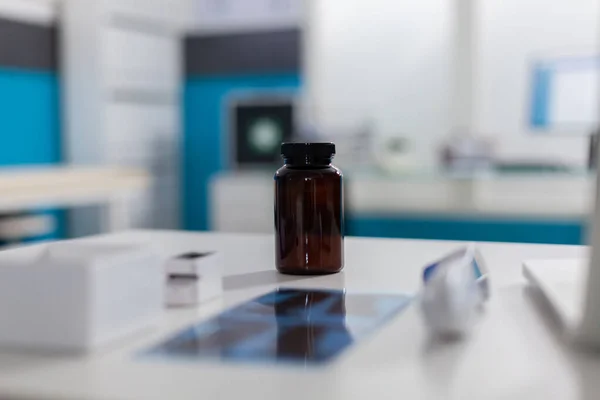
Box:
530 56 600 134
230 99 295 167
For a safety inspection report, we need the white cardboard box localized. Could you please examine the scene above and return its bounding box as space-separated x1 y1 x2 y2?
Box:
165 252 222 307
0 241 164 352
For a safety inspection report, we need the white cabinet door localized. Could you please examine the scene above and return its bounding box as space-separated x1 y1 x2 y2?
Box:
63 0 183 233
210 173 274 233
105 104 178 150
102 28 179 93
105 103 179 228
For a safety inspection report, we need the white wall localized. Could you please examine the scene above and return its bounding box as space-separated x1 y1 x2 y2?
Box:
306 0 600 167
305 0 453 167
477 0 599 165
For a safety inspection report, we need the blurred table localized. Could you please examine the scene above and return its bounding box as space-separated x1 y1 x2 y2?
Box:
0 230 593 399
0 166 150 232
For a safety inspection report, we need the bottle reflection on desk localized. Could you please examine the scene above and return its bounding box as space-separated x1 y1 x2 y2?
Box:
146 288 363 364
274 289 353 363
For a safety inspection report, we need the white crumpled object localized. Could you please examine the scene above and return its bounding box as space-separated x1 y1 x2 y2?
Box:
420 244 489 338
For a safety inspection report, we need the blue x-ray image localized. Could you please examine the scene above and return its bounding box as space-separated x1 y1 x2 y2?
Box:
143 288 411 364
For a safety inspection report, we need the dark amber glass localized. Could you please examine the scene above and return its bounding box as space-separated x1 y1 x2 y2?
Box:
274 143 344 275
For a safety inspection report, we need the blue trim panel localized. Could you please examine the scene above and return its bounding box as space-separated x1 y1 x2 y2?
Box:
346 214 584 245
0 68 63 239
0 68 61 164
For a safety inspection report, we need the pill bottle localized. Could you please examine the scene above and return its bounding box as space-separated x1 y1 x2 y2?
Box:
274 142 344 275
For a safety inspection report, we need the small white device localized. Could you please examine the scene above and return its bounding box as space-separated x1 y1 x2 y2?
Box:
421 244 489 337
523 135 600 346
0 241 164 352
165 252 223 307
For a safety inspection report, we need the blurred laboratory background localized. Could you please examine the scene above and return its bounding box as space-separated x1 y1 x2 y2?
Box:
0 0 598 246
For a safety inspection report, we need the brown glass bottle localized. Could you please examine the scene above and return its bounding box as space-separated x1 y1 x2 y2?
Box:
274 142 344 275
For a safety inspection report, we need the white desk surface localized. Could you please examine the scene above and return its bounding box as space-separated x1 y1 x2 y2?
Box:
0 230 595 400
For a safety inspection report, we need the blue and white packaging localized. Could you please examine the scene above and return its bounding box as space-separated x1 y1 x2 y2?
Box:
420 244 489 337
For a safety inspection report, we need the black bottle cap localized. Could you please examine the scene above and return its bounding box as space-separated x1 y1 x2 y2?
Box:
281 142 336 159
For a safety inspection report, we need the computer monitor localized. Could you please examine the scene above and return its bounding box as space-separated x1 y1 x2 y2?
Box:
530 55 600 134
227 93 297 169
